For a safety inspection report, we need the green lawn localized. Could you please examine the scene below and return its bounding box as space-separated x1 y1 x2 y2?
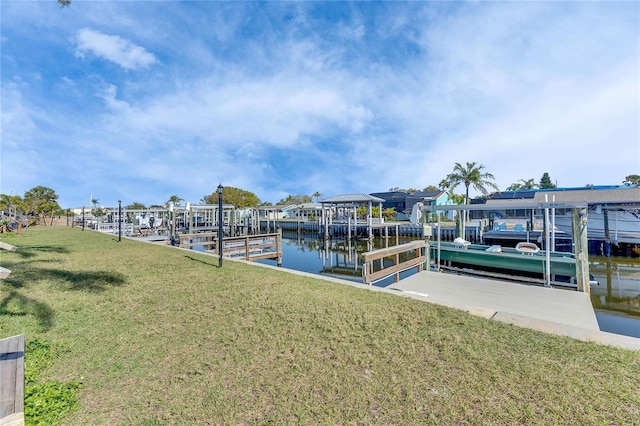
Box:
1 227 639 425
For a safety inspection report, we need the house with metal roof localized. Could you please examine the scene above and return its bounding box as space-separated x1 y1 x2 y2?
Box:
484 185 640 246
369 190 452 220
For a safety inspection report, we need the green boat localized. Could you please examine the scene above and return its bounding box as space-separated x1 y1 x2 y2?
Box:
430 240 578 281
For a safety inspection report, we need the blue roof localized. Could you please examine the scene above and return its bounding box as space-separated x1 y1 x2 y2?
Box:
544 185 638 191
490 191 536 200
490 185 638 201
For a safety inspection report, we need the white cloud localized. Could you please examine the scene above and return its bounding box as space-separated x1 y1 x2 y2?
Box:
1 2 637 206
74 28 157 70
99 84 131 111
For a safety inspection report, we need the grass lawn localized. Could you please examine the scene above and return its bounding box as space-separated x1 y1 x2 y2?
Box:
1 226 639 425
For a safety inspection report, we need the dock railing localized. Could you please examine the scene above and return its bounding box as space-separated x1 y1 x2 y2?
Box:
179 232 219 250
362 240 427 285
179 232 282 264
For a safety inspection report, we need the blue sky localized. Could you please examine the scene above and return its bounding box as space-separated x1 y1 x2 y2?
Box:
1 1 638 208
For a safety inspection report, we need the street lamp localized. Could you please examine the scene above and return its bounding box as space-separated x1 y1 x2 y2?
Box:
82 207 85 231
168 202 175 246
217 183 224 268
118 200 122 242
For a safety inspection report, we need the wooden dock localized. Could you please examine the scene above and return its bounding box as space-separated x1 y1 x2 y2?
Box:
179 232 282 264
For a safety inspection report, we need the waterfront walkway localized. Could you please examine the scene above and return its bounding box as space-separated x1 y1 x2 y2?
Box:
388 271 599 330
385 271 640 350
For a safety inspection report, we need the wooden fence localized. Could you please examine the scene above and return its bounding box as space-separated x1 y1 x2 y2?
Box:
362 240 427 285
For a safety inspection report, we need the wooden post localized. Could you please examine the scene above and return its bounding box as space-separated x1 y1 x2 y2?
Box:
395 252 400 282
395 224 399 246
277 228 282 266
571 207 590 293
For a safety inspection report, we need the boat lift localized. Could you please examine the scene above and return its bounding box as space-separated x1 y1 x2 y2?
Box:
421 201 591 293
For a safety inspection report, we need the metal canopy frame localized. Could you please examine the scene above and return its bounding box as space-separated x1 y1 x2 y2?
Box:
421 201 589 212
423 200 591 292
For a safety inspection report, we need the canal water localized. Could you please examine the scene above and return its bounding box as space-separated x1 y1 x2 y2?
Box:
256 233 640 338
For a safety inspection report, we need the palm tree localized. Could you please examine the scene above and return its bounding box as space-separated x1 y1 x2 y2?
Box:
166 195 184 206
312 192 322 202
506 178 538 191
91 198 99 211
441 162 499 238
0 194 23 220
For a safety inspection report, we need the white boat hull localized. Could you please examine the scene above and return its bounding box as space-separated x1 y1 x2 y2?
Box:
555 208 640 244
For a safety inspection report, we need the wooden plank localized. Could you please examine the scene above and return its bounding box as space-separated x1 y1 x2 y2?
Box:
0 411 24 426
362 241 427 284
226 243 276 251
0 242 17 252
179 240 216 248
246 252 283 261
366 256 425 283
0 335 25 420
0 267 11 280
180 232 217 239
362 240 425 262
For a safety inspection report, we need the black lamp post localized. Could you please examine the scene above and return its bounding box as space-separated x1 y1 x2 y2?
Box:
217 183 224 268
82 207 85 231
118 200 122 242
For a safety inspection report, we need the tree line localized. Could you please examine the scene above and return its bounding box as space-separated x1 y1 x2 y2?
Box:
0 186 63 226
2 174 638 224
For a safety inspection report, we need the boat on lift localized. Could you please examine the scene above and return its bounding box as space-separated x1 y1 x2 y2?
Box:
430 239 578 285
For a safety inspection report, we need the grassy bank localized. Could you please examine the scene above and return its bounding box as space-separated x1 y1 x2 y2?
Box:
1 227 639 424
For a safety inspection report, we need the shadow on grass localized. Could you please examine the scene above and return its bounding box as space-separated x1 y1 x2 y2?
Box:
0 290 54 331
185 255 218 267
5 245 70 259
7 268 126 293
45 269 126 292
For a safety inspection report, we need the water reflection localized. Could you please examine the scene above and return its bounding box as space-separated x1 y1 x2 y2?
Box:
590 257 640 311
256 234 640 337
272 233 420 283
589 256 640 337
